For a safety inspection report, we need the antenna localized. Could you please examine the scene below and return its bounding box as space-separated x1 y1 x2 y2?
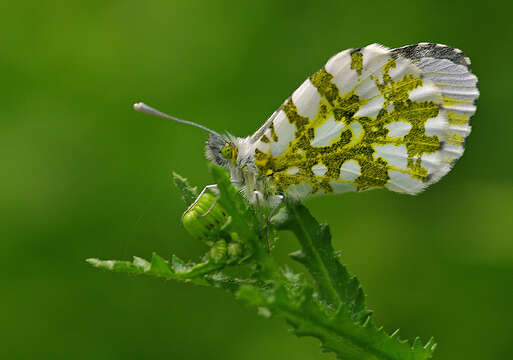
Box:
133 102 224 138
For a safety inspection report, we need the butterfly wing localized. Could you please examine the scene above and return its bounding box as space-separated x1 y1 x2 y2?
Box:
251 43 478 197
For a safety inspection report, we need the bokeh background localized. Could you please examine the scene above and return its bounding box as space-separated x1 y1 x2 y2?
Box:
1 1 512 359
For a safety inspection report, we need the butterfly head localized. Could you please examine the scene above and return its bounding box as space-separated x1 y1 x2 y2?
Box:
205 133 238 167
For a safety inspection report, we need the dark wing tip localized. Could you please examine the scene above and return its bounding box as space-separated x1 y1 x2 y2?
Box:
391 43 472 71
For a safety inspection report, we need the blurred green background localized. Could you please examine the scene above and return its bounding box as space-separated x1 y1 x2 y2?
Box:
1 0 512 359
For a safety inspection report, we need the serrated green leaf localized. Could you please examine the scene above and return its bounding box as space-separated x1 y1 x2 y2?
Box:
88 254 225 285
204 273 258 293
171 254 190 273
86 258 143 274
149 253 173 276
133 256 151 271
239 283 435 360
172 172 198 205
275 203 370 322
176 260 225 279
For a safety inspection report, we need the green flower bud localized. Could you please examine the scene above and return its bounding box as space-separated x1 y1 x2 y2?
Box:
210 240 227 262
227 242 242 258
182 193 229 241
229 232 241 243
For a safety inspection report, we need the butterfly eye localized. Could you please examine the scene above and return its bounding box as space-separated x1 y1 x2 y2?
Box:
221 144 233 161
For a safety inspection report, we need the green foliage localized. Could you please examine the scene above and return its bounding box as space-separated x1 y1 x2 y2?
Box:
274 204 370 323
88 166 436 360
172 172 198 205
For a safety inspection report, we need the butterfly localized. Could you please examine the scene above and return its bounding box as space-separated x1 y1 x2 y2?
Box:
135 42 479 234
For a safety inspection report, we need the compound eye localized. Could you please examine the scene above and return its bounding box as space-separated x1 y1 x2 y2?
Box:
221 144 232 160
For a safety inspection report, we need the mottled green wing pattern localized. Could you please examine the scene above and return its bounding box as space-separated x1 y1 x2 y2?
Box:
252 43 478 198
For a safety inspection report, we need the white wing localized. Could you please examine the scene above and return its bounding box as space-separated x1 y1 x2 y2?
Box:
251 43 478 197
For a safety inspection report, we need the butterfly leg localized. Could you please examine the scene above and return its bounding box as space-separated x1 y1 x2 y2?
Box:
198 197 218 218
253 190 275 252
267 195 284 221
253 190 263 235
265 195 284 251
253 191 283 253
181 184 218 221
